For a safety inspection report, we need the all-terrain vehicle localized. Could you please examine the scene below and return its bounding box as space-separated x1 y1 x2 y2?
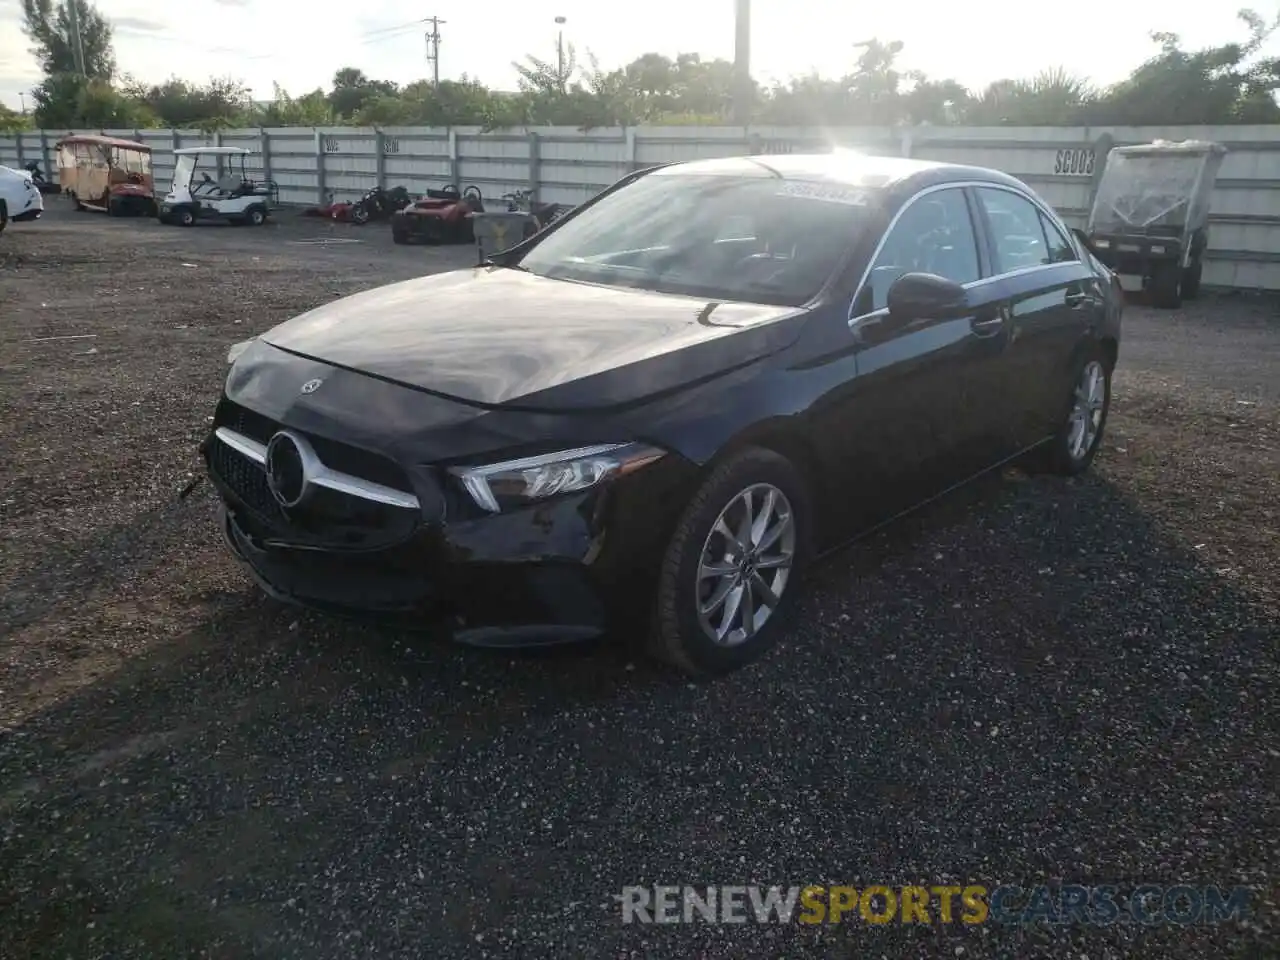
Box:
301 185 413 223
55 134 157 216
1085 139 1226 308
157 146 279 227
390 184 485 244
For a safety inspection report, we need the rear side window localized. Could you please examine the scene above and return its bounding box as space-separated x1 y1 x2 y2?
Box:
976 187 1065 274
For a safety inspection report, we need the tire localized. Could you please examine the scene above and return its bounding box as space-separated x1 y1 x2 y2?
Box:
246 206 267 226
0 201 8 234
1033 344 1113 477
177 207 196 227
107 197 120 217
392 228 409 245
1149 262 1182 309
649 447 812 678
351 203 370 225
1182 257 1203 300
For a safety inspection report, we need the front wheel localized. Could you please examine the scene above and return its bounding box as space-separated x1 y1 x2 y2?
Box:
649 447 811 678
351 203 370 225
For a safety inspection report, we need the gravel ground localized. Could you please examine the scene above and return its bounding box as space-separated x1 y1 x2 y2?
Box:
1 200 1277 959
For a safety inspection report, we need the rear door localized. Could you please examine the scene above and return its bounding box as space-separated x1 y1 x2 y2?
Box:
970 185 1102 452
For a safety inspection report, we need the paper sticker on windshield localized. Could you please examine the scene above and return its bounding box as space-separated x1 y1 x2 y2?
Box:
776 181 872 206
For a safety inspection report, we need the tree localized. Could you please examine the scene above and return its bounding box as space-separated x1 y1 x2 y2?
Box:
8 11 1280 133
964 70 1095 126
251 84 334 127
21 0 116 79
1087 9 1280 125
32 73 156 129
328 68 399 121
119 76 251 129
514 41 578 97
0 104 31 133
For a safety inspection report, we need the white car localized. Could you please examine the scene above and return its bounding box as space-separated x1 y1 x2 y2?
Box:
0 164 45 234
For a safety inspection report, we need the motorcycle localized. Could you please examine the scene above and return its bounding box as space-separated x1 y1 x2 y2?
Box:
349 185 413 224
22 160 61 195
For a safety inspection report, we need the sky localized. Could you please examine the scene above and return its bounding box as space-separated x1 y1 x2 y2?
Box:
1 0 1278 111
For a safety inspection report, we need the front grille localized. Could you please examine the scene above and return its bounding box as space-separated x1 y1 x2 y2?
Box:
216 399 414 494
207 400 426 551
207 435 284 527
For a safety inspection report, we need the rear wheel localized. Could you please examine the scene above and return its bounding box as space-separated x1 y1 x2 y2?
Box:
1149 261 1183 308
1033 345 1112 477
649 447 811 678
1182 257 1203 300
245 205 267 226
177 206 196 227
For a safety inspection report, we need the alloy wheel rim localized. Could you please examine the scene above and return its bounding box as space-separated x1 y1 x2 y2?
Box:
1067 360 1106 460
695 483 796 647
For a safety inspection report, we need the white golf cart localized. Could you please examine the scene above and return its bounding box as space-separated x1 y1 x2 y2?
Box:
157 146 279 227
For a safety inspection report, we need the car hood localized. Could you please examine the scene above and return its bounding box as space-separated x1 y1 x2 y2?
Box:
259 267 806 410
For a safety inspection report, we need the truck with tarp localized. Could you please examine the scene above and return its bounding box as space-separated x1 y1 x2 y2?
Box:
1085 139 1226 308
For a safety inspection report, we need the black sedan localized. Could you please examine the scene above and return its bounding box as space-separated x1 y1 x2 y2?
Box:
204 153 1123 677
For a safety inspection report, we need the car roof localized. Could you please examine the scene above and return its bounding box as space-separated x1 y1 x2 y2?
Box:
656 152 1028 196
56 134 151 152
173 146 252 156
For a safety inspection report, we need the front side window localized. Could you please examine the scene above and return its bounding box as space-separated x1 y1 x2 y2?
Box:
864 187 980 312
515 172 878 307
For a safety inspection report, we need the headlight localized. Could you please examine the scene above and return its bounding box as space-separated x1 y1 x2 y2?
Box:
23 178 33 190
227 338 257 364
450 442 666 513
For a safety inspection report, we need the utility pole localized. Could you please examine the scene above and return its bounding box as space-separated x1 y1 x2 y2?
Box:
424 16 445 88
66 0 87 76
732 0 751 125
554 16 567 93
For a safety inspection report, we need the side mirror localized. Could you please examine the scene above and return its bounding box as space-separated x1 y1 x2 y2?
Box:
886 272 968 323
1071 226 1101 257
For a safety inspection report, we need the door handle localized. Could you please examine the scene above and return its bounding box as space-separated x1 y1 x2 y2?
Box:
969 310 1006 336
1065 292 1091 308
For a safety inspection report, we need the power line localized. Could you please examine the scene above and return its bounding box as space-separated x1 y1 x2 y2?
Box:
111 19 428 62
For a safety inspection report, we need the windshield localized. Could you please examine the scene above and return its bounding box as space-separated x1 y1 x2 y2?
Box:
112 148 151 175
515 172 877 307
1089 153 1205 233
172 154 196 188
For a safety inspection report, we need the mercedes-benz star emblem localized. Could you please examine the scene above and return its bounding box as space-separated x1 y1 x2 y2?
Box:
264 431 314 508
300 378 323 395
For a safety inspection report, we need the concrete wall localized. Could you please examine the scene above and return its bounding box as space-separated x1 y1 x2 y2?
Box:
3 124 1278 290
